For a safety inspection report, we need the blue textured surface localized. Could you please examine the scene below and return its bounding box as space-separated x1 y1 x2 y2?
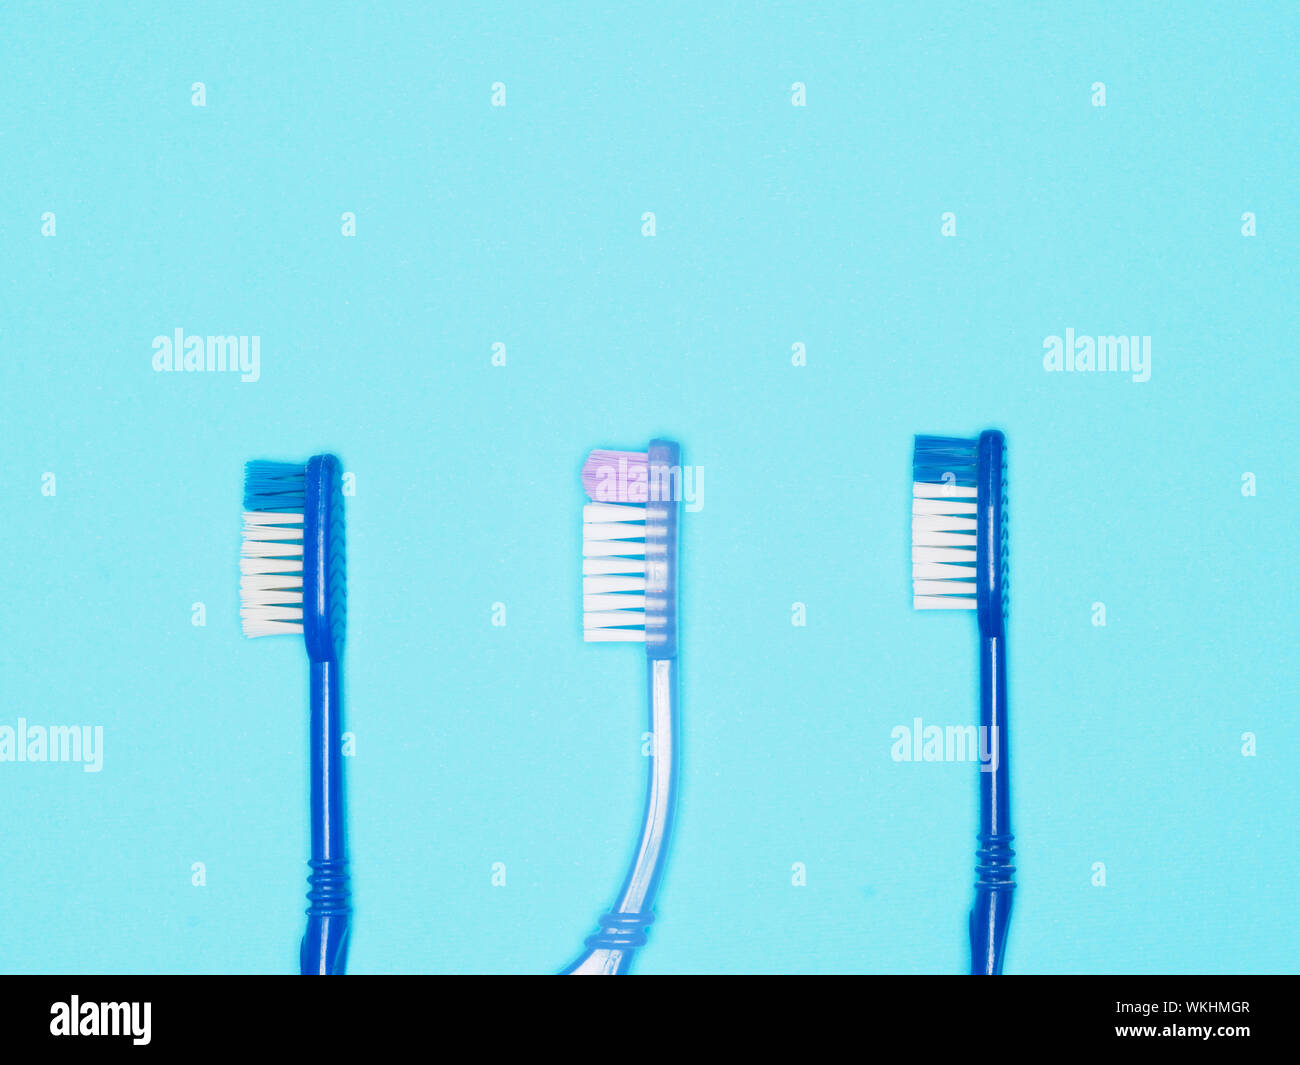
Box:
243 462 307 514
0 2 1297 973
913 436 979 488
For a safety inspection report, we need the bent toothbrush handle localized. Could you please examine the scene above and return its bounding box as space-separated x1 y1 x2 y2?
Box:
563 658 677 975
972 631 1015 975
302 658 351 975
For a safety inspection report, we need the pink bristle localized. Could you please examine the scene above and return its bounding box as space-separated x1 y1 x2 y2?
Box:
582 449 649 503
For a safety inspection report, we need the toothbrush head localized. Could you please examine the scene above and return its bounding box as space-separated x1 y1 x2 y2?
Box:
580 440 680 659
241 454 346 661
912 431 1006 634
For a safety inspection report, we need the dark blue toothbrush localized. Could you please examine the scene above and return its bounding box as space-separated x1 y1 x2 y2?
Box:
241 455 351 974
912 431 1014 974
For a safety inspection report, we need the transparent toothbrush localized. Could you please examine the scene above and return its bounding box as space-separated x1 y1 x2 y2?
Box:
563 440 681 975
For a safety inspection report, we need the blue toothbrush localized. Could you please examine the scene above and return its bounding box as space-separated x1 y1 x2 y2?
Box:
562 439 681 975
911 431 1014 975
240 455 351 975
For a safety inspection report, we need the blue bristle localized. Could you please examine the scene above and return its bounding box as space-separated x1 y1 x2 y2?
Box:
243 460 306 512
913 434 978 486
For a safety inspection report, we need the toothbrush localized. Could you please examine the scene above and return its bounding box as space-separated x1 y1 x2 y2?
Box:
240 455 351 975
562 440 681 975
911 431 1014 975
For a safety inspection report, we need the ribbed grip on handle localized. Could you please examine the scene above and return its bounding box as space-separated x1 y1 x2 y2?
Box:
584 910 654 951
975 833 1016 888
307 857 352 916
301 858 351 975
559 911 653 976
560 912 653 975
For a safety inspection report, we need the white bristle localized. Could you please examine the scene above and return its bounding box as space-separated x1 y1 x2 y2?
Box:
584 629 647 642
913 531 977 548
912 514 977 533
241 606 304 621
583 558 646 576
242 542 304 557
241 575 303 591
913 562 974 580
913 546 977 564
582 539 647 558
245 512 305 523
914 482 977 498
583 521 647 540
585 593 647 612
584 576 646 593
241 510 305 637
585 610 647 629
583 503 646 523
914 595 977 610
912 486 977 609
240 523 304 540
241 557 303 575
913 580 976 597
912 498 977 515
583 502 647 642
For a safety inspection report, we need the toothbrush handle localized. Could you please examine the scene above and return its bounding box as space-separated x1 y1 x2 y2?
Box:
971 632 1014 975
563 657 677 975
302 658 351 975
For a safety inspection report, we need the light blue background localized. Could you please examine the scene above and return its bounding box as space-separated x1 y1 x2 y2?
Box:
0 2 1296 974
